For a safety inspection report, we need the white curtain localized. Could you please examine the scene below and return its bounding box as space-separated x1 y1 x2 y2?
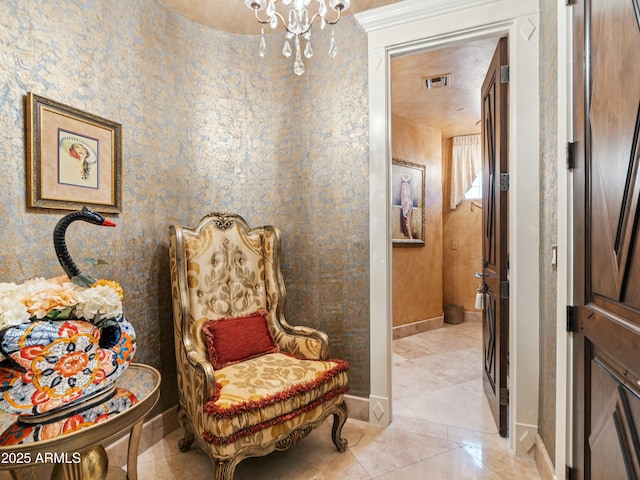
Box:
450 134 481 209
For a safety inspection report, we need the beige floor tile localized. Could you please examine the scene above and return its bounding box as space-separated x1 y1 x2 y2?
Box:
461 443 540 480
235 418 371 479
373 447 504 480
393 337 441 360
134 428 212 480
402 324 481 353
388 415 450 441
408 347 482 385
348 423 460 477
236 435 370 480
446 425 512 451
392 359 458 400
394 380 499 434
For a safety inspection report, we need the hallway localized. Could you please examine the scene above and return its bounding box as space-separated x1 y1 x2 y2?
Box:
131 321 541 479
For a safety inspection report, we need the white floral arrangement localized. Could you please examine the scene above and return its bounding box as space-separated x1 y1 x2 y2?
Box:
0 276 124 332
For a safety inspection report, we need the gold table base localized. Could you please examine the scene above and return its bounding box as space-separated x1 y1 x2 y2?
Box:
51 446 109 480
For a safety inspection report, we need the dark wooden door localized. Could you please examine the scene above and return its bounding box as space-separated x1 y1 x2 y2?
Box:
572 0 640 478
480 36 509 438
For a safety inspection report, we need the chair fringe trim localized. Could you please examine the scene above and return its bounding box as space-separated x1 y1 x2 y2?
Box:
203 358 349 419
201 386 349 445
201 357 349 445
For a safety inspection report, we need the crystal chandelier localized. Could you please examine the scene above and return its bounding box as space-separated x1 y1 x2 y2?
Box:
244 0 351 76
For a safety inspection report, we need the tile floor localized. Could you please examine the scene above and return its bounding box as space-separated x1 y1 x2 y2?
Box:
132 320 542 479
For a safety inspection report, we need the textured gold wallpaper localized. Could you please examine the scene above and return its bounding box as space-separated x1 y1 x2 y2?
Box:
0 0 370 410
442 137 483 312
391 115 443 327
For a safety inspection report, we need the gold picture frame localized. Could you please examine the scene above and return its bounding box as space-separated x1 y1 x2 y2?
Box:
392 158 426 245
26 92 122 213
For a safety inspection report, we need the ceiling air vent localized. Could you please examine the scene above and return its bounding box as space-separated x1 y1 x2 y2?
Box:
424 74 451 89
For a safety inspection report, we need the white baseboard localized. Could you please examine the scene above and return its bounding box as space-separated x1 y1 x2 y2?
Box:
345 394 369 422
515 423 538 457
393 316 443 339
368 394 390 426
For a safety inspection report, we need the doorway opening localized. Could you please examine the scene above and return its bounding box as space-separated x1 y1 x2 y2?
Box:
356 0 541 457
389 36 502 436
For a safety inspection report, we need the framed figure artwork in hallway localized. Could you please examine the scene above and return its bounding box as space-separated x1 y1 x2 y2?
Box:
392 158 425 245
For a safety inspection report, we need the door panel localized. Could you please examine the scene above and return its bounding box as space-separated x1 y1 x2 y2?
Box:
573 0 640 477
588 349 640 480
481 36 509 438
588 0 640 303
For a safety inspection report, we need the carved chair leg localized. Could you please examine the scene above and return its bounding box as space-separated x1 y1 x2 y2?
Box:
331 401 349 452
177 405 195 452
214 459 237 480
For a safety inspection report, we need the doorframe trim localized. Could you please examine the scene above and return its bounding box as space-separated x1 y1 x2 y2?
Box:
556 2 572 478
356 0 541 455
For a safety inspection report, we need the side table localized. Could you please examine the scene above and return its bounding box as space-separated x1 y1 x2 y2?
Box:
0 363 160 480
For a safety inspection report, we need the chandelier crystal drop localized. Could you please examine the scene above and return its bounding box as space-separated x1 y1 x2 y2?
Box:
244 0 350 76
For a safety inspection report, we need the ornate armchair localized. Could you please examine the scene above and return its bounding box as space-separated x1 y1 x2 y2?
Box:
169 212 349 479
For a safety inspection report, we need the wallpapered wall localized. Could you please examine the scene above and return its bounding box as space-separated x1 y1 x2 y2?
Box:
538 0 559 464
390 125 481 321
0 0 370 410
441 138 483 312
391 115 443 327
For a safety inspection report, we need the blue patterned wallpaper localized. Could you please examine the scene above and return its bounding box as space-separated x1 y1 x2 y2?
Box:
538 0 558 463
0 0 370 409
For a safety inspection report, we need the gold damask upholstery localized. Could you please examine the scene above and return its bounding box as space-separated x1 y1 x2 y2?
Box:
169 212 349 479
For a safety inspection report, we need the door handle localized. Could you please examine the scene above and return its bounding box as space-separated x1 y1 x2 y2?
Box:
475 272 496 278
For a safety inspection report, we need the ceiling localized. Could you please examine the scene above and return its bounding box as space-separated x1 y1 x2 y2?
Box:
391 37 499 138
159 0 498 138
158 0 402 35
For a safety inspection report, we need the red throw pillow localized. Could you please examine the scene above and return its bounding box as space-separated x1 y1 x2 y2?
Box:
202 310 280 369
